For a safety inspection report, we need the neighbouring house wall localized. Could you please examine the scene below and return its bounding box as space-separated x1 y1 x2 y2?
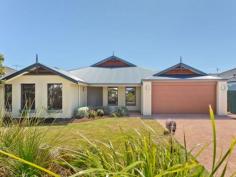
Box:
141 81 152 116
217 81 228 115
4 75 81 118
102 86 141 111
0 85 4 117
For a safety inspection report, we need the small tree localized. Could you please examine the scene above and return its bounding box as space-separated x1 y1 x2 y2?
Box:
0 54 5 77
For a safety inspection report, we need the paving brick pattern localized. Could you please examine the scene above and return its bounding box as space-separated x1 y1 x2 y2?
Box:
155 114 236 177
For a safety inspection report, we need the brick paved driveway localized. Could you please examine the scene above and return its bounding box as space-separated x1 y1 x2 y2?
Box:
155 114 236 176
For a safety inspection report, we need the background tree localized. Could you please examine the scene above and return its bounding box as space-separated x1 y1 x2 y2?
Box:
0 54 5 77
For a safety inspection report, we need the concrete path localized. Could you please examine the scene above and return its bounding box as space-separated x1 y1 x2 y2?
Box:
155 114 236 177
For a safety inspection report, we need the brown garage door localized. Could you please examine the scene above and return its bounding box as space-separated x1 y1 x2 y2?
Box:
152 82 216 114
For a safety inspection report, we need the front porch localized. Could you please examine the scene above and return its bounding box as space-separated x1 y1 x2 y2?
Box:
86 86 141 111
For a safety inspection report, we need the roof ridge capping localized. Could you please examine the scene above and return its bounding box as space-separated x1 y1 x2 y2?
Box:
91 55 137 68
153 62 207 77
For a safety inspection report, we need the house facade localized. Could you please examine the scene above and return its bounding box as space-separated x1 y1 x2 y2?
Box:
0 56 228 118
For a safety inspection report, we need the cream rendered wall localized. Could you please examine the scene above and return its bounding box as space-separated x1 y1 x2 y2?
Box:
102 87 108 106
216 81 228 115
4 75 81 118
102 86 141 111
141 81 152 116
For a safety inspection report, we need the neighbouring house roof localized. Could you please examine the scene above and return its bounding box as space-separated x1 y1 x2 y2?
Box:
91 55 137 68
218 68 236 82
1 62 85 84
0 66 16 80
229 82 236 90
69 66 155 85
153 62 207 77
1 66 17 77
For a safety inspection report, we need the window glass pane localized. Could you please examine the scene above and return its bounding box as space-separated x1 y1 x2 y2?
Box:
126 87 136 106
108 87 118 105
5 84 12 111
21 84 35 110
48 84 62 110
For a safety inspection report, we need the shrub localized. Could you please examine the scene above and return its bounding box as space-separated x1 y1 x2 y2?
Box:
74 107 89 119
111 113 117 117
116 106 129 117
96 109 104 117
88 110 97 119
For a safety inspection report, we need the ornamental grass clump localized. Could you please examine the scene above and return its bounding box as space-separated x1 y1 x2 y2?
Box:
0 116 67 177
63 128 204 177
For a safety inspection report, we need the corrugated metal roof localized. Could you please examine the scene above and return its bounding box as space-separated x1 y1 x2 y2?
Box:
143 75 224 81
219 68 236 80
0 66 16 79
69 66 155 84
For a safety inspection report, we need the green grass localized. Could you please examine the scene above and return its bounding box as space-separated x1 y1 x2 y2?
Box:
0 112 235 176
41 118 164 148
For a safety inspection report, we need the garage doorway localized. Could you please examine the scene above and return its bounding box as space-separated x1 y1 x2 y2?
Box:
152 82 216 114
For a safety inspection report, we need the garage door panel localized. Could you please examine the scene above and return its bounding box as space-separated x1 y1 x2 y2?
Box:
152 82 216 114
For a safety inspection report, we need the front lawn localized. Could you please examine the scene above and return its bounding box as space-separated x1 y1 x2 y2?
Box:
1 114 232 176
42 117 164 148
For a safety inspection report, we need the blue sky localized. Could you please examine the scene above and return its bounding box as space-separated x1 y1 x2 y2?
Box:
0 0 235 73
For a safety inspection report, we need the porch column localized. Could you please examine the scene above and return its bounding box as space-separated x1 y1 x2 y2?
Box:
216 81 228 115
142 81 152 116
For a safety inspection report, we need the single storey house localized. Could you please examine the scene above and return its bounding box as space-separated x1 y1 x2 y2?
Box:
0 56 228 118
218 68 236 91
218 68 236 113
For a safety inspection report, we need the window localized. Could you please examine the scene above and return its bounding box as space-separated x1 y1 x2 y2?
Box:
126 87 136 106
108 87 118 105
4 84 12 111
48 84 62 110
21 84 35 110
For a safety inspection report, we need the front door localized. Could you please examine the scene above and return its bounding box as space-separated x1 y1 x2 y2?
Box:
87 87 103 107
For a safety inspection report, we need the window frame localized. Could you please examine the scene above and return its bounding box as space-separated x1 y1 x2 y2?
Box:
47 83 63 111
21 84 36 110
125 87 136 106
4 84 12 112
107 87 118 106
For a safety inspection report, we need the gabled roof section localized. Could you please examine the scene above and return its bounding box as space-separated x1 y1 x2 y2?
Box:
91 55 136 68
218 68 236 80
1 62 85 84
153 62 207 78
0 66 17 79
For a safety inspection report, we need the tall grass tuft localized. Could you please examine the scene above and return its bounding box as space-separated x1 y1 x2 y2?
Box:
0 115 65 177
64 129 204 176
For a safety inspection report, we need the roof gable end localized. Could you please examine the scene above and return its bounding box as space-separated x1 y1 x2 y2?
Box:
154 62 207 78
1 63 85 83
91 55 136 68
